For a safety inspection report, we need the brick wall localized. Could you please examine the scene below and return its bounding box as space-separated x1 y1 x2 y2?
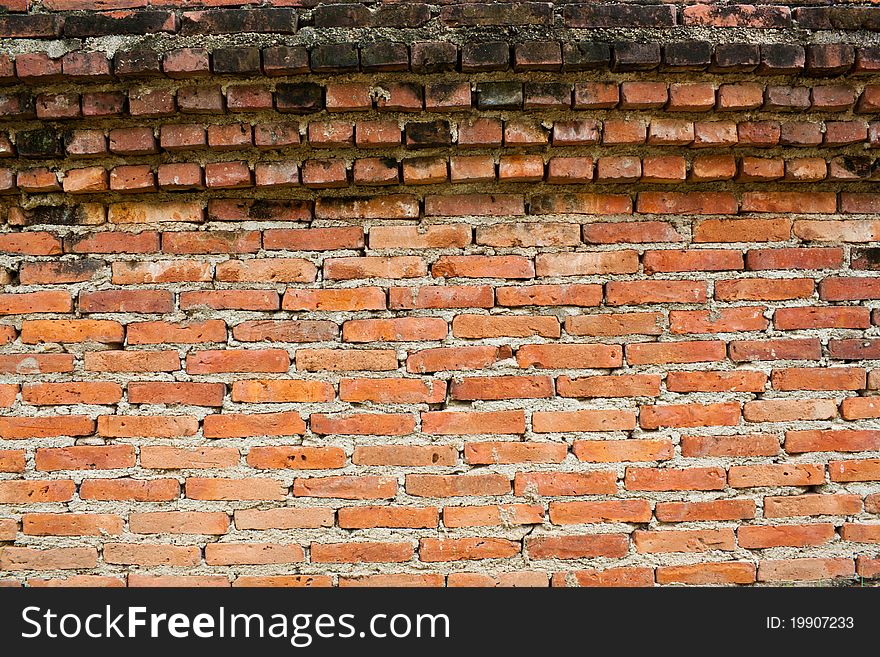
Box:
0 1 879 587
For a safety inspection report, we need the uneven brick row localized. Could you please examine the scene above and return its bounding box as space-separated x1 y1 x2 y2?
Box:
1 42 879 84
0 560 874 587
6 192 880 223
3 2 880 43
5 81 880 120
11 154 880 196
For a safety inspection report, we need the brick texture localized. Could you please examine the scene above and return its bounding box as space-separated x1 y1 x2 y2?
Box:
0 0 879 588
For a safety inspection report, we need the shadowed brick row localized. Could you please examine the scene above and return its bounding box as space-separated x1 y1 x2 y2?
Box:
6 82 880 119
3 40 880 83
8 154 880 195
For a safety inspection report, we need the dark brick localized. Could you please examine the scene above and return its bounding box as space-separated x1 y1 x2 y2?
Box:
114 50 162 78
213 47 262 76
684 4 791 29
374 4 431 28
276 83 323 114
612 42 660 72
711 43 760 73
524 83 571 109
852 248 880 270
17 205 94 227
764 86 811 112
361 43 410 72
806 44 856 76
561 42 611 71
180 9 297 36
209 199 312 222
441 2 552 26
758 44 805 75
314 3 372 27
0 55 12 85
0 15 63 39
819 7 880 31
425 82 472 110
461 42 509 72
0 93 35 119
514 42 562 71
262 46 309 76
311 44 359 73
662 42 712 71
64 11 176 38
405 120 452 149
476 82 524 110
16 129 62 159
830 155 873 179
794 7 831 30
565 4 676 28
855 47 880 75
412 42 458 73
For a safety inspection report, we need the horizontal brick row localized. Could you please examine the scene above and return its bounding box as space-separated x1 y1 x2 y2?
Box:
2 394 880 423
1 558 877 587
5 81 880 120
11 154 880 196
5 193 880 228
1 1 880 37
0 524 877 556
8 122 880 172
3 40 880 83
0 558 875 588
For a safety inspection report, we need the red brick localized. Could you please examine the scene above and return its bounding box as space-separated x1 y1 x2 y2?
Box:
772 367 865 391
421 538 520 562
187 349 289 374
551 568 654 588
656 499 756 522
204 411 305 438
186 478 286 501
407 474 510 498
526 535 628 560
607 281 706 305
343 428 444 461
557 374 662 398
765 494 861 518
635 529 735 553
670 307 768 335
444 504 543 527
514 471 617 496
657 562 756 585
247 447 345 471
35 445 134 471
740 524 835 549
625 467 726 491
293 476 397 500
453 314 559 339
626 341 726 365
729 464 825 488
385 286 486 311
572 439 672 463
566 313 663 336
